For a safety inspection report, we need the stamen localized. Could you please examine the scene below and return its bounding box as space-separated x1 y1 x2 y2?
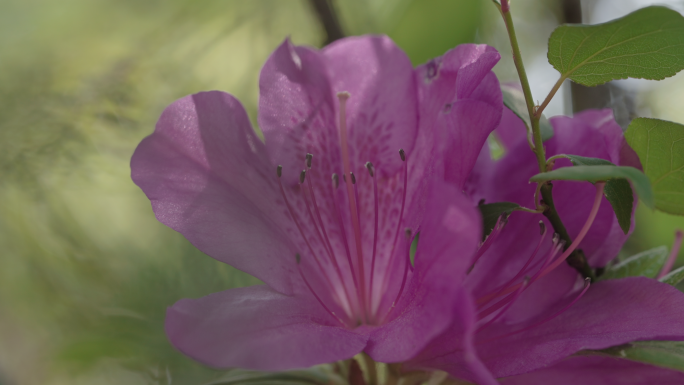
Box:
530 239 565 285
302 162 354 309
470 214 508 271
658 229 683 279
296 254 346 327
332 173 339 189
477 278 529 331
381 234 413 323
381 150 409 290
477 278 591 345
277 166 336 295
337 91 368 321
489 222 547 298
305 155 344 279
301 174 332 259
538 182 605 278
366 162 380 313
477 236 564 307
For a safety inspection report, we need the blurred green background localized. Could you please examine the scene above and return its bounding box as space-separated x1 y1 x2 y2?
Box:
1 0 683 384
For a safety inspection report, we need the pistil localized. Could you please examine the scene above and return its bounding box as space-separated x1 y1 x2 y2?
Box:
337 91 368 322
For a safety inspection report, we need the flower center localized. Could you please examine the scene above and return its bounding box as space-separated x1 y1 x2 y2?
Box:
274 92 411 328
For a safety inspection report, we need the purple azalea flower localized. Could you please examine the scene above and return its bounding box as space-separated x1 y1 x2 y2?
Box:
405 109 684 384
130 36 503 370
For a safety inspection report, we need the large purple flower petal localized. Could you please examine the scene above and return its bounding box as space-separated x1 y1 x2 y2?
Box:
476 277 684 377
415 44 502 190
365 181 481 362
131 91 300 294
165 285 368 370
258 39 340 186
323 35 418 177
500 356 684 385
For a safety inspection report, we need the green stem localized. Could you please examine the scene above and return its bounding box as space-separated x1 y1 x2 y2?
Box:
500 2 546 172
498 0 595 281
360 353 377 385
535 75 565 118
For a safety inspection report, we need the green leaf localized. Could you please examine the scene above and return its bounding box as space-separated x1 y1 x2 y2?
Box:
625 118 684 215
529 165 654 209
593 341 684 373
478 202 520 240
501 84 554 141
548 6 684 86
660 265 684 286
554 155 635 233
603 179 635 234
558 154 613 167
600 246 668 280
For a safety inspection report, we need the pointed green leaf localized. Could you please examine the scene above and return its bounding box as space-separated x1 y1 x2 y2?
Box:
501 84 554 141
603 179 635 234
600 246 668 280
554 155 635 234
530 165 654 209
625 118 684 215
660 265 684 286
548 6 684 87
558 154 613 167
593 341 684 373
478 202 520 240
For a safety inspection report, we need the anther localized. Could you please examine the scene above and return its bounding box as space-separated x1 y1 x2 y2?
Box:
478 198 486 206
342 174 346 183
295 253 301 264
306 153 313 169
299 170 306 184
350 172 356 184
405 228 412 239
337 91 350 101
365 162 374 177
399 149 406 162
539 221 546 235
552 232 560 244
277 165 283 178
332 173 339 189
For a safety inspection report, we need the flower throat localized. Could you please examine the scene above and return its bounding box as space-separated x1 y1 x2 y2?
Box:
275 92 411 327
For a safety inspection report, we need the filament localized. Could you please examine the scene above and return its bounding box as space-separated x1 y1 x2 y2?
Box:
477 278 529 331
297 255 346 327
477 278 591 345
538 182 605 277
367 162 380 313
